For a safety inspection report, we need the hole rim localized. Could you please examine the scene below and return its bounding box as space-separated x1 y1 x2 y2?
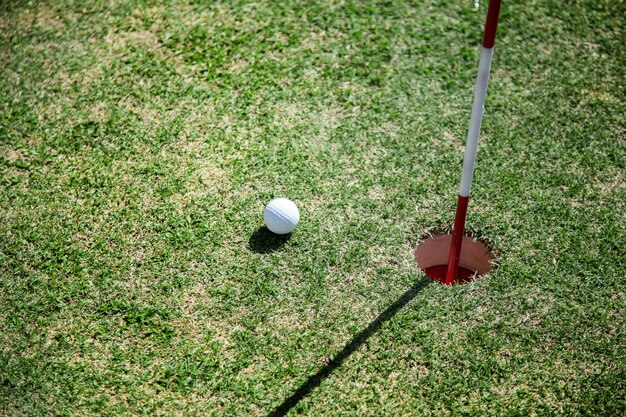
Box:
413 231 497 285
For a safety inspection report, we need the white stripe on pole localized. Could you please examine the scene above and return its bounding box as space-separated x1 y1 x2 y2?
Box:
459 46 494 197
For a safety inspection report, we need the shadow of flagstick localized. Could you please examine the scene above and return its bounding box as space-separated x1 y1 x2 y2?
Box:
268 278 431 417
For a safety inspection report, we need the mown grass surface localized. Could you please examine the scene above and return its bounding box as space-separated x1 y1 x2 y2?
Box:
1 0 624 415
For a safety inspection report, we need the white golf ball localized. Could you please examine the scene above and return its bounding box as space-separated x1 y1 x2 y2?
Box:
264 198 300 235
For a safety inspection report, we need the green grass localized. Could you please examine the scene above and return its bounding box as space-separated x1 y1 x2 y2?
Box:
1 0 624 415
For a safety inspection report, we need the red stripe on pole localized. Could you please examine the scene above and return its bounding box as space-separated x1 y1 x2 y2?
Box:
482 0 502 48
445 195 470 285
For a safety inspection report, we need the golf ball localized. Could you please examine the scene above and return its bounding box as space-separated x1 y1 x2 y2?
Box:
264 198 300 235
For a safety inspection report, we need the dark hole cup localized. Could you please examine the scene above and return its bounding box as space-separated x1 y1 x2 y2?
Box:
413 234 494 284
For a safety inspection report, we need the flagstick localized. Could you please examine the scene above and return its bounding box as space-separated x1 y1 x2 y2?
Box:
445 0 502 285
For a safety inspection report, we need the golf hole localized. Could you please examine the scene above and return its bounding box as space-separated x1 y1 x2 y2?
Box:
413 234 494 284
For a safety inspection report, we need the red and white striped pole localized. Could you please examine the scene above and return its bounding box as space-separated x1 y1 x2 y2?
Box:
445 0 502 285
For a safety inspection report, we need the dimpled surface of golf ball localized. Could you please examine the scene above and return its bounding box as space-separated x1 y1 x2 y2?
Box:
264 198 300 235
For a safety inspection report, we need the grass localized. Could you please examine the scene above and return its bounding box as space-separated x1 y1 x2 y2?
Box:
1 0 624 415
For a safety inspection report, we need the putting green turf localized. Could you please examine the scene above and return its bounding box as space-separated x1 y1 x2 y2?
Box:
1 0 624 415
